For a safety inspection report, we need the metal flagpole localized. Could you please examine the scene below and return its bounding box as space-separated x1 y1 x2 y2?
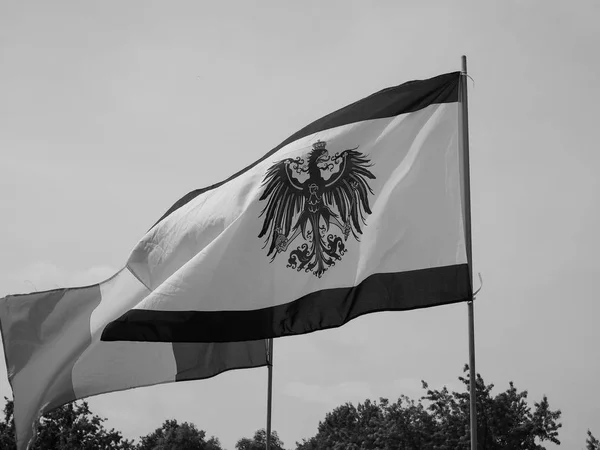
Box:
266 338 274 450
460 55 477 450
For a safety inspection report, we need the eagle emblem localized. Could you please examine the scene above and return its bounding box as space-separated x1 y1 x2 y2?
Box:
258 140 376 277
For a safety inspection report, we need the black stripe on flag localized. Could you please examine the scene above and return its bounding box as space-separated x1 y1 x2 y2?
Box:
150 71 460 229
102 264 471 343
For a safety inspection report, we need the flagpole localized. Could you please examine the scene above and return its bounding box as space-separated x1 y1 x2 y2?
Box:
460 55 477 450
266 338 274 450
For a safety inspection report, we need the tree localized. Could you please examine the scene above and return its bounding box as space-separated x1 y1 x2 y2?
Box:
588 430 600 450
0 398 15 450
422 365 562 449
0 397 134 450
136 419 223 450
296 365 562 450
296 397 436 450
236 428 286 450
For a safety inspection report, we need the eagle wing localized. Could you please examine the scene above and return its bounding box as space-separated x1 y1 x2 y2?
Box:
323 149 376 238
258 158 305 256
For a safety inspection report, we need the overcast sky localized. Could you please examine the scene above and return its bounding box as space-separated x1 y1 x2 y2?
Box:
1 1 599 449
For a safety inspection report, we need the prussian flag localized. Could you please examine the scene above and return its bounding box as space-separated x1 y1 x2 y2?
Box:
100 71 472 344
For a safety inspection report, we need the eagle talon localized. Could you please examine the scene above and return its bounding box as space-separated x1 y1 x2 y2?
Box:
276 240 288 253
343 221 351 240
275 229 288 253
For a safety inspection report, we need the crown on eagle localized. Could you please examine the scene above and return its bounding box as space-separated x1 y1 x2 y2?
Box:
312 140 327 150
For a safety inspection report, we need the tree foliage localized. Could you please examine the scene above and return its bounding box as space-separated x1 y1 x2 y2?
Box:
296 365 562 450
235 428 286 450
0 366 572 450
296 396 436 450
0 400 222 450
0 397 134 450
588 430 600 450
137 419 223 450
0 398 15 450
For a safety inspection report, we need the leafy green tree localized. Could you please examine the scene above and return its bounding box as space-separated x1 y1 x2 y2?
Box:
0 398 15 450
236 428 285 450
588 430 600 450
423 365 562 449
136 419 223 450
296 397 435 450
296 365 562 450
0 397 134 450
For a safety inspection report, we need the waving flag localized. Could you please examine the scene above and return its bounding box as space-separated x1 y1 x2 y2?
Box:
0 269 267 450
99 71 471 344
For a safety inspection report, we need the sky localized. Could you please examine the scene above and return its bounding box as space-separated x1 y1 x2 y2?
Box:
1 0 599 448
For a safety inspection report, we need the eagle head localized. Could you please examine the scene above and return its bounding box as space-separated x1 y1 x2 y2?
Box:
309 140 330 166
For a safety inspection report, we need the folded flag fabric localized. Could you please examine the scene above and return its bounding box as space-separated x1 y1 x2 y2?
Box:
99 71 472 344
0 268 268 450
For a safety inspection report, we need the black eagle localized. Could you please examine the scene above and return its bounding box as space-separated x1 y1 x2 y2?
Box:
258 140 376 277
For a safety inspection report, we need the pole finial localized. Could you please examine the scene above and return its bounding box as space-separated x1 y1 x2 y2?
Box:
461 55 467 74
